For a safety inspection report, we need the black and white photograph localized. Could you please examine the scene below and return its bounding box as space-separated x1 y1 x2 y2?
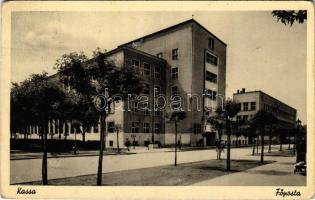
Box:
1 1 314 199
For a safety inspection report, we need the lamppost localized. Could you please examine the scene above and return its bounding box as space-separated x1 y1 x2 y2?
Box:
294 119 301 155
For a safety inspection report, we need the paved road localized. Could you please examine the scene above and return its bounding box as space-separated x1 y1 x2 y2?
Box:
10 145 300 185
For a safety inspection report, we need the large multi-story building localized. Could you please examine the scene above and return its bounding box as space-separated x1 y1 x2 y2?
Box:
119 19 227 146
15 19 227 147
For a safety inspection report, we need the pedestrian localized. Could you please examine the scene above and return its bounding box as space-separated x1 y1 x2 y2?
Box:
215 140 220 160
125 139 130 151
178 140 182 150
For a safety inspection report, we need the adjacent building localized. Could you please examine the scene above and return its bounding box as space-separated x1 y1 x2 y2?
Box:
232 89 297 144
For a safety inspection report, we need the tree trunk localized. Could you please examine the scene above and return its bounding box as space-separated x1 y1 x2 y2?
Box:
116 129 120 153
174 119 178 166
42 122 48 185
58 120 62 140
252 138 256 155
218 130 222 160
97 113 106 186
268 129 272 153
256 136 259 153
24 127 27 140
293 134 296 155
260 128 264 163
226 119 231 171
280 141 282 151
288 136 291 149
82 129 86 143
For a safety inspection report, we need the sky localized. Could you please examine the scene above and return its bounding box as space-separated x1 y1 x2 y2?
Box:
11 11 307 123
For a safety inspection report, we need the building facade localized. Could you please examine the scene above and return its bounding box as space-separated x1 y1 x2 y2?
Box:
15 19 227 147
232 89 297 144
120 19 227 146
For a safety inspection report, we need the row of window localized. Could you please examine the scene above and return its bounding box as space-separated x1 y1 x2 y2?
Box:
243 102 256 111
236 114 254 121
205 71 217 83
131 122 160 133
142 84 161 95
131 59 161 78
205 89 217 100
263 103 294 119
156 48 179 60
206 52 218 66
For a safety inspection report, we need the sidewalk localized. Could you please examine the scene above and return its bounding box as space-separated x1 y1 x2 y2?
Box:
192 149 306 186
10 146 209 160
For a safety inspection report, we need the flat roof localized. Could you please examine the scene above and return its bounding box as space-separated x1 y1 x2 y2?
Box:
118 19 227 48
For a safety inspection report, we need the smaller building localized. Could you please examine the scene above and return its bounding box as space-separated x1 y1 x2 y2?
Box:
232 89 297 144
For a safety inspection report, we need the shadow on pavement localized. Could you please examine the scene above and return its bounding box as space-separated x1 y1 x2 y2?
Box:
245 170 291 176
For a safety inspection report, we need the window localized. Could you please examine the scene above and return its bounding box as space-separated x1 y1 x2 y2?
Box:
143 83 150 95
131 122 139 133
154 104 161 116
205 89 217 100
108 122 115 133
172 48 178 60
171 67 178 79
208 38 215 50
154 123 160 133
156 52 163 58
132 59 140 69
250 102 256 111
109 140 113 147
143 63 150 75
243 115 248 121
143 106 150 115
193 123 202 133
206 53 218 66
154 66 160 79
132 101 138 112
171 86 178 96
243 102 249 111
154 85 161 95
143 123 150 133
205 71 217 83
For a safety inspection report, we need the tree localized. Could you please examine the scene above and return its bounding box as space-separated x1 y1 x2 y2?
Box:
272 10 307 26
216 99 241 171
207 116 224 160
71 94 99 143
55 49 143 186
231 119 245 147
169 111 187 166
276 127 287 151
11 72 66 185
251 111 277 163
11 83 29 140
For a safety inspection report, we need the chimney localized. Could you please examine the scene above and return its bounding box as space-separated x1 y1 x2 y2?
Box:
237 90 240 94
242 88 245 93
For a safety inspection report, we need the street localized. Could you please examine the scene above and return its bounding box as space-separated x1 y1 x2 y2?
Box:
10 145 305 185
